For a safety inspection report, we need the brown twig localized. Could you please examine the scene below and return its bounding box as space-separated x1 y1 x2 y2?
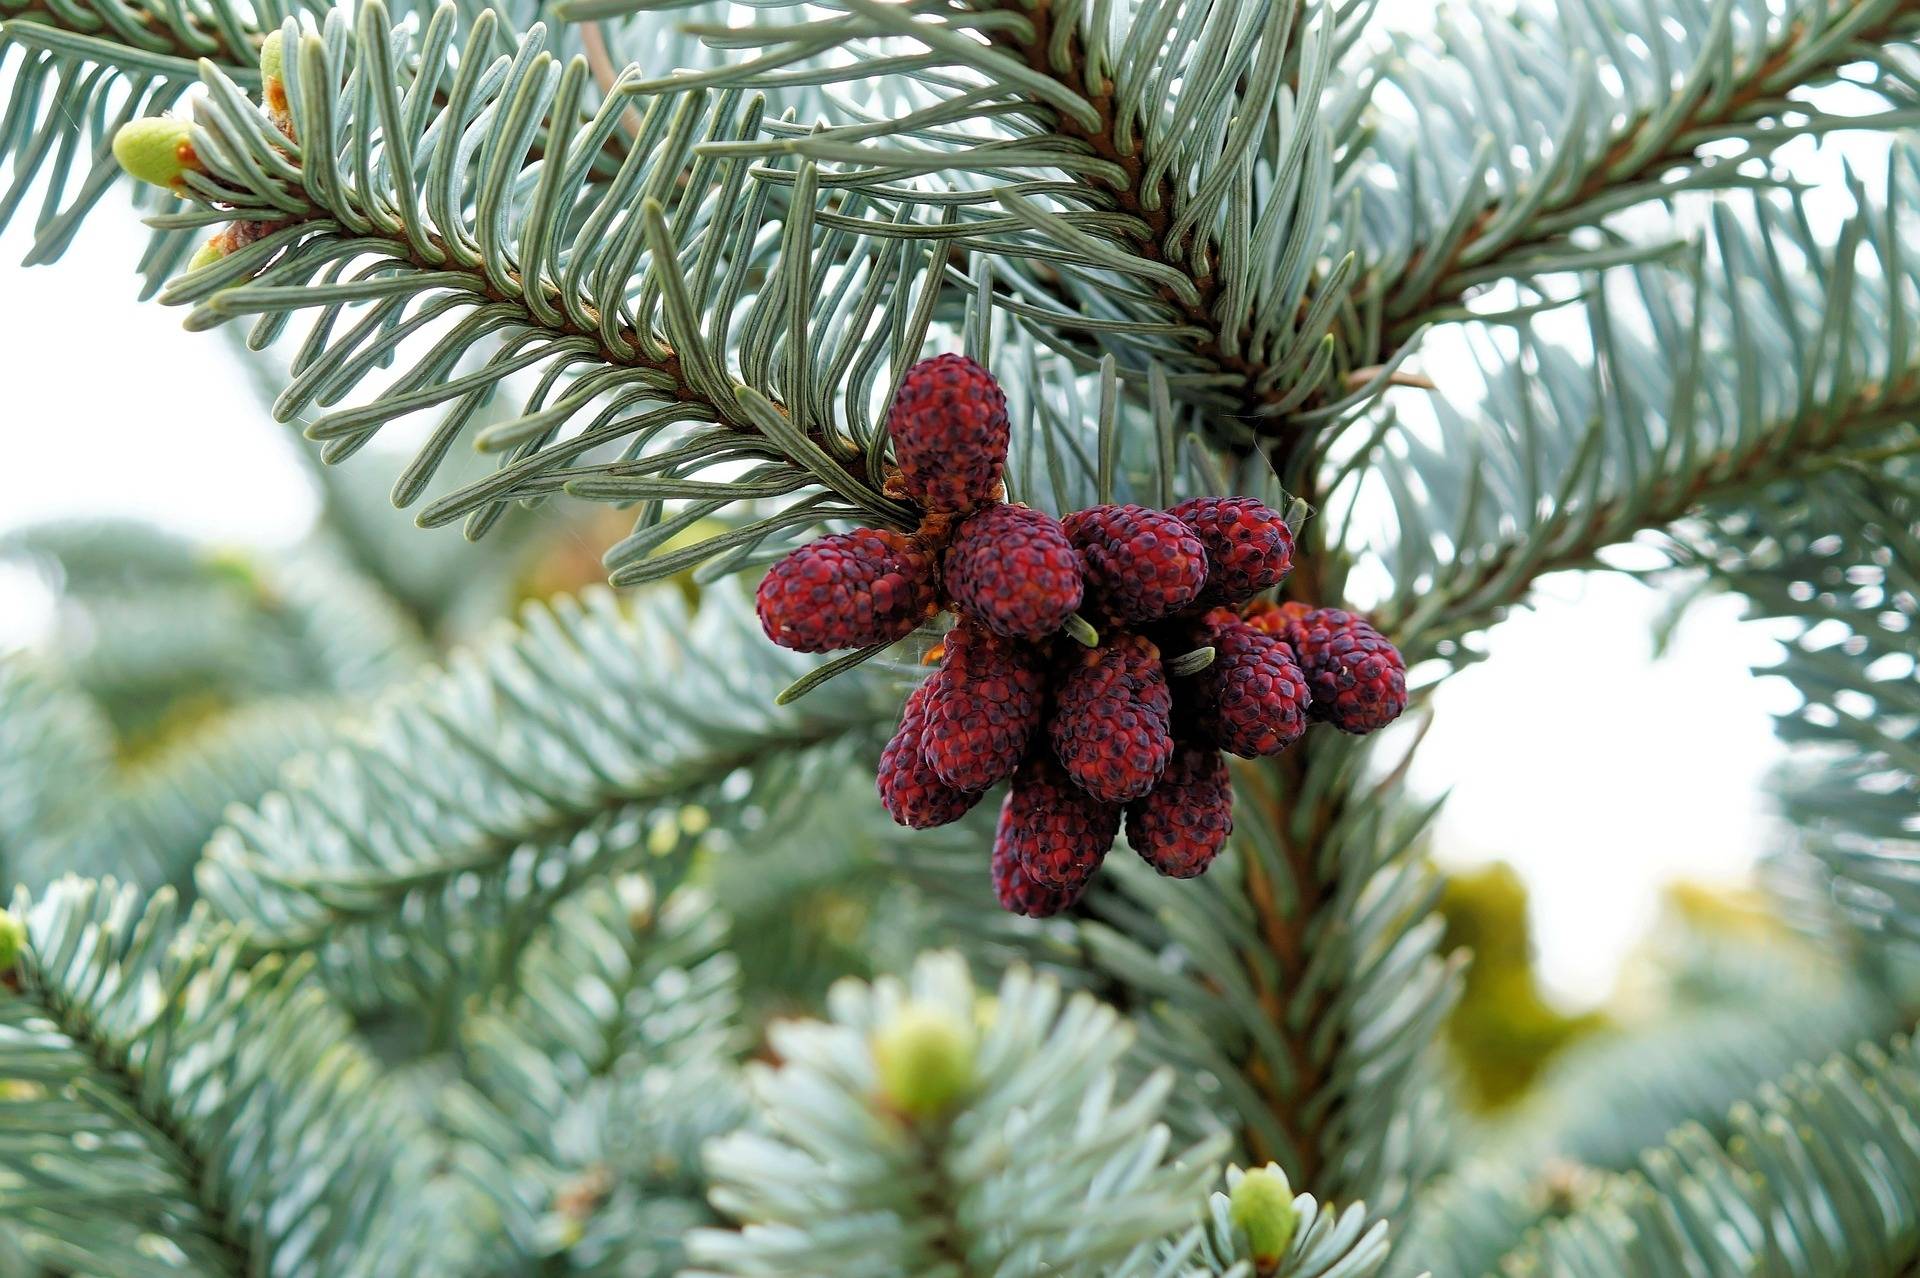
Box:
578 21 645 141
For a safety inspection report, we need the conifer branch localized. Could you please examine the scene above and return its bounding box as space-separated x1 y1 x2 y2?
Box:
974 0 1319 424
0 879 437 1277
623 0 1357 432
1398 380 1920 663
139 5 927 572
690 952 1227 1276
1166 1165 1399 1277
628 0 1920 459
1348 173 1920 668
1 0 312 280
197 587 898 1017
1231 743 1456 1203
1679 463 1920 960
0 656 114 881
1395 926 1890 1276
447 881 748 1273
9 939 260 1278
0 0 675 279
902 734 1459 1211
1498 1030 1920 1275
1363 0 1920 351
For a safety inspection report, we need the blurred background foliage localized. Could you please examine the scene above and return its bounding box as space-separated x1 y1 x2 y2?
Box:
1436 863 1607 1111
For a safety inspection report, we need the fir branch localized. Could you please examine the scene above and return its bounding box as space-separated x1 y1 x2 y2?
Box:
1357 0 1920 350
1674 463 1920 960
1346 173 1920 667
1125 742 1457 1207
1397 375 1920 665
0 0 278 267
894 734 1461 1211
0 878 440 1277
0 656 114 884
3 525 426 740
1498 1030 1920 1275
1394 930 1891 1278
28 695 336 895
912 0 1333 418
143 4 928 574
622 0 1357 432
0 0 619 278
445 879 749 1275
628 0 1920 453
0 532 417 900
195 586 897 1018
689 951 1227 1277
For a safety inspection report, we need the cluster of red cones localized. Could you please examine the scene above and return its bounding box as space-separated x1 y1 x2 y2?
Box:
755 355 1409 916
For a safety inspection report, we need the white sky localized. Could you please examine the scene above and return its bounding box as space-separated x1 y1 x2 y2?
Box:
0 22 1820 1007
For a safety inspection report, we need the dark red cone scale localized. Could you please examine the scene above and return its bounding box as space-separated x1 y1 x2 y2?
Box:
1168 497 1294 606
944 504 1084 641
1126 743 1234 878
991 807 1088 918
920 622 1046 792
756 528 935 653
1048 633 1174 803
1063 504 1208 624
999 753 1120 891
1188 609 1310 758
877 681 983 829
1279 605 1409 734
887 354 1010 513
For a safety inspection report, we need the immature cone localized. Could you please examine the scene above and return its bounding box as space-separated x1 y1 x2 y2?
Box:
1168 497 1294 606
999 753 1121 890
1229 1166 1299 1272
1063 504 1208 624
877 682 983 829
1049 633 1174 803
887 354 1009 512
755 528 935 653
871 1002 975 1118
944 504 1083 640
112 117 198 191
990 821 1086 918
1125 742 1233 878
920 623 1046 791
1188 609 1310 758
1277 604 1408 734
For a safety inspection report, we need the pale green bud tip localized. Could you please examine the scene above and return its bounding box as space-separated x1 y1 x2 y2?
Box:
1229 1167 1298 1266
259 30 285 85
871 1003 974 1118
0 910 25 972
113 118 195 190
187 237 229 272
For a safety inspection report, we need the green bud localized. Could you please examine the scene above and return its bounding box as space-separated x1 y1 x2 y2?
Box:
259 30 285 86
1229 1166 1297 1270
871 1002 974 1119
113 117 197 190
187 236 230 272
0 910 26 973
